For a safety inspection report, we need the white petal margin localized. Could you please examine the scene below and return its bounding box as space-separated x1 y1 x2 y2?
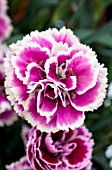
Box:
68 64 108 112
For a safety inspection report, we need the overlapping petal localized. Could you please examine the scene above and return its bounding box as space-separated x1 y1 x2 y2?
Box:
0 95 18 126
6 156 33 170
4 27 107 132
27 125 94 170
0 0 7 13
0 14 12 42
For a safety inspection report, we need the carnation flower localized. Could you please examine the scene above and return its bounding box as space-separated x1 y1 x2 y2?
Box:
6 156 33 170
5 27 107 132
82 162 92 170
27 125 94 170
0 0 7 13
21 124 31 146
0 42 17 126
0 14 12 42
0 95 18 126
0 43 8 81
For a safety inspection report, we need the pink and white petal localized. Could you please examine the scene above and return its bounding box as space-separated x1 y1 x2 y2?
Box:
24 62 45 84
51 42 69 56
63 137 91 169
69 65 107 111
0 14 13 41
0 0 7 13
57 54 70 66
49 27 80 47
11 47 49 81
58 90 66 107
61 76 77 91
11 74 29 102
81 161 92 170
45 83 58 99
38 92 58 118
38 145 61 166
37 136 61 167
22 95 59 133
44 133 58 154
0 95 18 127
31 30 55 51
21 124 31 145
77 126 92 139
13 102 24 117
0 110 18 127
45 57 65 87
66 51 99 94
56 104 85 130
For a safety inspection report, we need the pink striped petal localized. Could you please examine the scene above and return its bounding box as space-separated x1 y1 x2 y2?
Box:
67 52 99 95
37 91 58 117
61 76 77 90
69 65 107 111
56 104 85 130
45 57 65 87
22 95 59 133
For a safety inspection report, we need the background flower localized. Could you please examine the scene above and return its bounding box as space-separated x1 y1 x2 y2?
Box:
0 95 17 126
0 14 12 42
0 42 18 126
105 144 112 168
21 124 31 146
0 0 7 13
5 27 107 132
27 125 94 170
6 156 33 170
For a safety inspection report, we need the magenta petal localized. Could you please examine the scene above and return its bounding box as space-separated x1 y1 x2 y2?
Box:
56 104 84 130
70 86 99 111
12 74 29 102
27 125 94 170
61 76 76 90
0 14 12 41
32 36 53 50
67 54 98 94
45 58 65 87
57 54 70 66
44 133 58 153
39 94 57 117
70 65 107 111
25 63 45 84
12 47 49 80
6 156 33 170
19 47 49 68
64 137 90 168
51 27 79 47
23 94 58 133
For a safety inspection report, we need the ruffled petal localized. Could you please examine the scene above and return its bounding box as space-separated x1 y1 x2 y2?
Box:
69 65 108 111
56 104 85 130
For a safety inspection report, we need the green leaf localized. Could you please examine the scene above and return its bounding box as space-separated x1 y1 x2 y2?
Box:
75 29 94 41
90 116 112 132
7 34 23 45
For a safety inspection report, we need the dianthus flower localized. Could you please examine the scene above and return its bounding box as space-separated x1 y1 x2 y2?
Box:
5 27 107 132
27 125 94 170
21 124 31 146
0 95 18 126
0 43 18 126
6 156 33 170
0 43 8 80
0 14 12 42
0 0 7 13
